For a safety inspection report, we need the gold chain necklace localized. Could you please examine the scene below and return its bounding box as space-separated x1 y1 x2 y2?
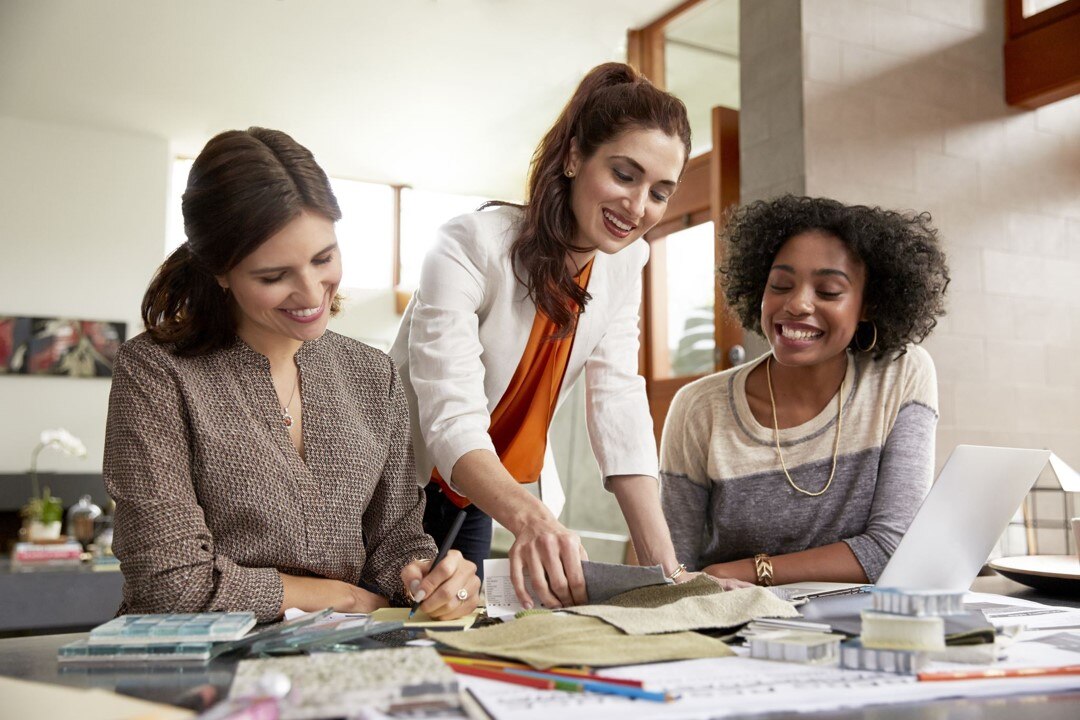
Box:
765 355 844 497
281 368 299 428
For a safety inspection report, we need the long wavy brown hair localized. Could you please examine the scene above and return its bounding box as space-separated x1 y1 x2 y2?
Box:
142 127 342 356
507 62 691 337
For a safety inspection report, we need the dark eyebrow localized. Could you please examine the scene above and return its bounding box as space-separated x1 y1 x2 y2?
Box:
769 264 852 282
250 242 338 275
611 155 678 189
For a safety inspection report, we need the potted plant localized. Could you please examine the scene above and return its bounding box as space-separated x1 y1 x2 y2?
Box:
21 428 87 541
20 488 65 540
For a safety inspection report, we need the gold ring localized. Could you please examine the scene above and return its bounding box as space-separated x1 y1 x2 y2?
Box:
456 588 469 601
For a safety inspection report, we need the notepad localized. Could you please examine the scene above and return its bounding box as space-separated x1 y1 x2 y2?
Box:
370 607 480 629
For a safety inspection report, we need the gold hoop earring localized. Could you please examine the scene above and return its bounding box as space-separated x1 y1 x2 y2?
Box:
856 321 877 353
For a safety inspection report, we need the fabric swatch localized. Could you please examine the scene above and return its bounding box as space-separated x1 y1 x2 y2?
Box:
430 612 733 669
581 560 671 603
565 576 800 635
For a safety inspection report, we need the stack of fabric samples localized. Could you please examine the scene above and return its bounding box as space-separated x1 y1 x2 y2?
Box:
430 575 800 670
841 588 998 674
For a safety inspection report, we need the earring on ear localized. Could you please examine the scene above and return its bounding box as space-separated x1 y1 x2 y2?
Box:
564 169 575 178
856 320 878 353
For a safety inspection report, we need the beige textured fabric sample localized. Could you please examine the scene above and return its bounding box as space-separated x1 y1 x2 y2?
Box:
566 577 800 635
430 612 733 669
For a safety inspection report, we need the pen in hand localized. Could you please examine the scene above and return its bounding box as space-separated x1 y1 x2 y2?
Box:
409 508 468 619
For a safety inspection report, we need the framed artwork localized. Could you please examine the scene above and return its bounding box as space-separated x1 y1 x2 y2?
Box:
0 316 126 378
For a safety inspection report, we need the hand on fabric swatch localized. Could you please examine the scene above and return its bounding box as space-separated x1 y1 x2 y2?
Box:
508 517 589 609
402 550 481 620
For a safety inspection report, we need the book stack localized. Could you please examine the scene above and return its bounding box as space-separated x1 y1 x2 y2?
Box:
11 540 83 568
842 588 991 674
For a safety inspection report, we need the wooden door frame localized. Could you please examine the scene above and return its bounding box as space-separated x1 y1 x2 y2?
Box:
628 2 742 443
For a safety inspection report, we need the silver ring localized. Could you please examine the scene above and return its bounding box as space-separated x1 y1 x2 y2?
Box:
456 588 469 601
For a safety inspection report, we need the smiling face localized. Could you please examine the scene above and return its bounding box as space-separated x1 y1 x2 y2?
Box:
216 210 341 353
566 127 685 259
762 230 867 368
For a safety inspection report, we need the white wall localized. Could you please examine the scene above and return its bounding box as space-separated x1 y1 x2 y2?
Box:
0 116 169 473
742 0 1080 554
798 0 1080 474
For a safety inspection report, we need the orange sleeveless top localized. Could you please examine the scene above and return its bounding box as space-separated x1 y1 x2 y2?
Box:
431 260 594 508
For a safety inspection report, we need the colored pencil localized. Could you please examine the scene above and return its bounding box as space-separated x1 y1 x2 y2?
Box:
449 663 555 690
505 668 673 702
442 655 589 675
441 655 645 687
918 664 1080 682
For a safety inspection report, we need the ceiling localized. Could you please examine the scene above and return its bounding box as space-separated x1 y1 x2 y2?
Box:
0 0 704 199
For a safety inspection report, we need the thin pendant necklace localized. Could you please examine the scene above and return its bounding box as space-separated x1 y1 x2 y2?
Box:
281 369 299 428
765 355 844 497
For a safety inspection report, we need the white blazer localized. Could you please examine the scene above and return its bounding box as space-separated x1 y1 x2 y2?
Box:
389 205 658 510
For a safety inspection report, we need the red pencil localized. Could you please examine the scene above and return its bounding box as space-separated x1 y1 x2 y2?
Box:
918 664 1080 682
449 663 556 690
441 655 645 688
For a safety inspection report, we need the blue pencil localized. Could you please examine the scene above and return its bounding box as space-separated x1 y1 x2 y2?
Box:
504 668 673 702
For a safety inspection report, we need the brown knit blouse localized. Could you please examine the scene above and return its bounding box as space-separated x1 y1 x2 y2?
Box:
103 331 437 621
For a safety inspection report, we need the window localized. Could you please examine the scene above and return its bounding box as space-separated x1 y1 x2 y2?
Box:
329 177 394 289
399 188 492 289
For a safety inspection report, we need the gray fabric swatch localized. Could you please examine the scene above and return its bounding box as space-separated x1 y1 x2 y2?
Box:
581 561 671 604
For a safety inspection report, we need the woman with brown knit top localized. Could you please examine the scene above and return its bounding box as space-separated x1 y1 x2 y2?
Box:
104 127 479 621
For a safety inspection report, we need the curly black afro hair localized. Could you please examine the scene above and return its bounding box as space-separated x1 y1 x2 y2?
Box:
720 195 950 360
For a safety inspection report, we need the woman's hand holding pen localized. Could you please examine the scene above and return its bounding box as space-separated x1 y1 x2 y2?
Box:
508 514 589 610
401 551 481 620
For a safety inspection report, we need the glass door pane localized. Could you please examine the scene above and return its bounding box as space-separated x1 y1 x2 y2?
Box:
662 221 715 378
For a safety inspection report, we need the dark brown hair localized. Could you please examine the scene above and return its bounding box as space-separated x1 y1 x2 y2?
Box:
142 127 342 356
720 195 950 360
508 62 691 337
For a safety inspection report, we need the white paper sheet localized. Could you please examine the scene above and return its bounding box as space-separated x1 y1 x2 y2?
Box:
463 590 1080 720
462 652 1080 720
483 558 542 618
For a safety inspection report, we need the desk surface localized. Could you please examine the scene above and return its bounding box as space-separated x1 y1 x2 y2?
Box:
1 575 1078 719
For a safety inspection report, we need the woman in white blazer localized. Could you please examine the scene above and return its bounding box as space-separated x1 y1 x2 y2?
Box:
391 63 715 610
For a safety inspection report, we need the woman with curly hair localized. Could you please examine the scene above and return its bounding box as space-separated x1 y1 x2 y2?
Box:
660 195 949 585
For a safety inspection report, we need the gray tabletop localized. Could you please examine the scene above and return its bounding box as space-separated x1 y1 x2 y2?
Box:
1 575 1078 718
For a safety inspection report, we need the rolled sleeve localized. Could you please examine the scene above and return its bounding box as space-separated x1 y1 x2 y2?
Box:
584 244 658 483
407 217 497 493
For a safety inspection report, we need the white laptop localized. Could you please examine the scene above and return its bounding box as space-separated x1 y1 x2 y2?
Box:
776 444 1052 600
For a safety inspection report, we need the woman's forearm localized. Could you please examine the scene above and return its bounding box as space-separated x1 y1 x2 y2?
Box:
704 541 868 585
608 474 681 575
278 572 389 616
449 449 557 533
